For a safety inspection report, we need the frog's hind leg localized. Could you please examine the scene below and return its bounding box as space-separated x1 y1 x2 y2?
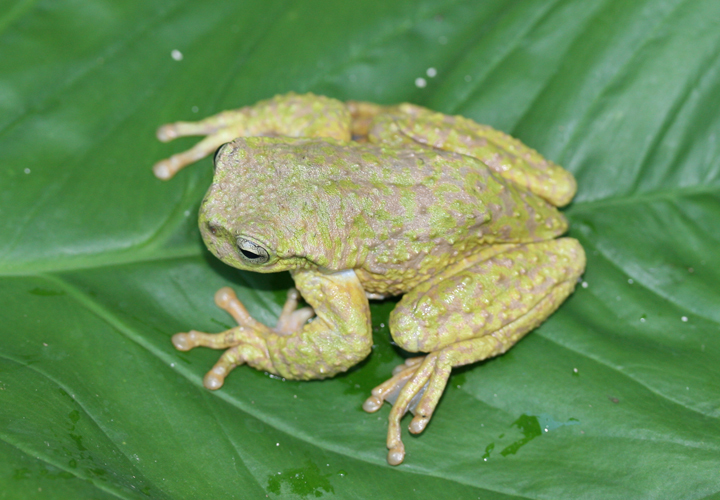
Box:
367 104 576 207
364 238 585 465
153 93 352 179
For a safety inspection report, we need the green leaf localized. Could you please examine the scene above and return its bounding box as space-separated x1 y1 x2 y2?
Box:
2 0 719 498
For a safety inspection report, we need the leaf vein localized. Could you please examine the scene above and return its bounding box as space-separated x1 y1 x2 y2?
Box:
449 0 568 115
36 274 538 497
554 0 702 169
0 353 161 499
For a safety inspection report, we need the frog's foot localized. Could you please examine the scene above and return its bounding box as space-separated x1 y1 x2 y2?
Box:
153 111 250 180
171 287 314 389
272 288 315 335
363 353 452 465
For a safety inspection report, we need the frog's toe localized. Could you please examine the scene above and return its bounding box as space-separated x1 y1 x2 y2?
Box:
152 159 175 180
197 334 270 390
151 155 187 180
274 288 315 335
171 331 197 351
407 361 452 434
367 353 455 464
362 363 417 413
214 287 238 309
213 287 264 329
362 395 383 413
383 372 431 465
203 366 227 390
387 444 405 466
152 130 238 180
170 328 245 351
408 416 430 434
202 345 246 390
367 355 438 465
393 356 424 375
169 329 249 389
362 356 425 413
156 123 179 142
170 286 278 388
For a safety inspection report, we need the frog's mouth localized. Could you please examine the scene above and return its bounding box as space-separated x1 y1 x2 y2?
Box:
198 206 289 273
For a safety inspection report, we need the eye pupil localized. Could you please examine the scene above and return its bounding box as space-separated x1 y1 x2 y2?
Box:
236 237 269 264
240 248 259 260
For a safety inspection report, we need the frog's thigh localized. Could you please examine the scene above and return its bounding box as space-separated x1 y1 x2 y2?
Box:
368 105 576 206
375 238 583 464
390 238 585 355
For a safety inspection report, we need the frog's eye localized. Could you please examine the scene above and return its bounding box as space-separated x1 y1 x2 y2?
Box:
213 143 230 168
236 237 269 264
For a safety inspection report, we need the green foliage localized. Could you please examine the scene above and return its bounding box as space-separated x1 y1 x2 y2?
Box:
1 0 719 498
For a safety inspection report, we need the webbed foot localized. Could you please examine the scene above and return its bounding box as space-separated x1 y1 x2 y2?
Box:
172 287 313 389
363 353 453 465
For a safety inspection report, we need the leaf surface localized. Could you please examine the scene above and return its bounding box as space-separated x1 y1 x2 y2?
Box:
2 0 720 498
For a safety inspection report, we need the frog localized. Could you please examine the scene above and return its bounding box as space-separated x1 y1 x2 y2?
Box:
153 92 585 465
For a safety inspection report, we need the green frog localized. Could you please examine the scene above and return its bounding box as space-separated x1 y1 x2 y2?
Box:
153 93 585 465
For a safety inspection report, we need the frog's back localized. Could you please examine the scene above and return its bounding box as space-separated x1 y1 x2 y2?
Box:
341 141 568 295
221 137 567 295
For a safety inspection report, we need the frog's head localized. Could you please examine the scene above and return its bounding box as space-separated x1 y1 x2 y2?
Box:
199 136 374 273
198 208 278 272
197 138 319 273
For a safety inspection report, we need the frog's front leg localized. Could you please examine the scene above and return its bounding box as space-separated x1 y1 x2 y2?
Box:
364 238 585 465
173 269 372 388
153 93 352 180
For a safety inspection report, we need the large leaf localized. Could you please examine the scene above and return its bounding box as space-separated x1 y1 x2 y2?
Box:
2 0 719 498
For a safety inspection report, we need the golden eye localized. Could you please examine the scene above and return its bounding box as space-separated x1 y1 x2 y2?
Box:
236 237 269 264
